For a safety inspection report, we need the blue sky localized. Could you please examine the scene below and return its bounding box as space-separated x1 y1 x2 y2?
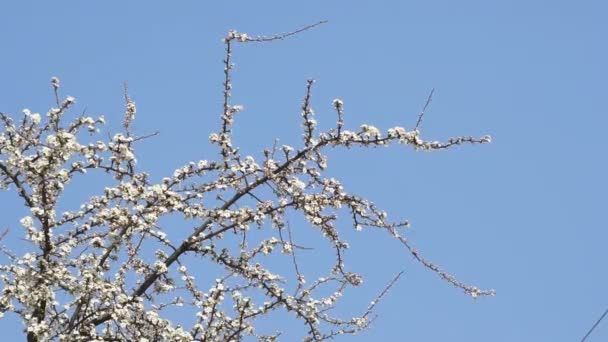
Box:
1 1 607 341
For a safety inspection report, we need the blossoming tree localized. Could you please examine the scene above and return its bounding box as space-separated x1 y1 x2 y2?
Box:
0 23 494 341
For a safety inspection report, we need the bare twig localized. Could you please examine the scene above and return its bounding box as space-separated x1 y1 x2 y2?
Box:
51 77 61 107
286 221 305 292
0 228 8 241
243 21 328 43
415 88 435 130
301 79 316 147
363 270 405 318
131 131 160 143
581 306 608 342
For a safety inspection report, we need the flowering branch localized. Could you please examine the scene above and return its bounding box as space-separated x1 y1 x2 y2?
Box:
0 23 494 342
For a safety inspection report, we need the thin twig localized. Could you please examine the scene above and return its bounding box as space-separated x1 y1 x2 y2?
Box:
363 270 405 318
51 77 61 107
581 306 608 342
415 88 435 130
301 79 316 147
244 21 328 43
286 221 305 292
131 131 160 143
0 228 8 241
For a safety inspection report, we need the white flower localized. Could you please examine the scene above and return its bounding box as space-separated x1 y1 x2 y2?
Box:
154 261 168 274
20 216 34 228
354 317 367 328
30 113 41 124
282 243 293 254
230 105 244 113
209 133 219 143
361 125 380 137
292 178 306 189
126 101 136 114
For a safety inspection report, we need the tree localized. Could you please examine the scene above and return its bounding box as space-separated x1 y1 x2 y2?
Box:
0 23 494 342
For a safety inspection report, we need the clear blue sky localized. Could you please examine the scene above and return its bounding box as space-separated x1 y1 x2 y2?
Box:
1 1 607 341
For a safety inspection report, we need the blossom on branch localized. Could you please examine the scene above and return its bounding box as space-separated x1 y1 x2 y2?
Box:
0 22 494 342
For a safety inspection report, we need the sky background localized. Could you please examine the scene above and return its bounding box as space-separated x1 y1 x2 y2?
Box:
1 1 607 341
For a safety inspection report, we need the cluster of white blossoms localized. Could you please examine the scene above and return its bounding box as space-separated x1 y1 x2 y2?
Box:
0 25 494 342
